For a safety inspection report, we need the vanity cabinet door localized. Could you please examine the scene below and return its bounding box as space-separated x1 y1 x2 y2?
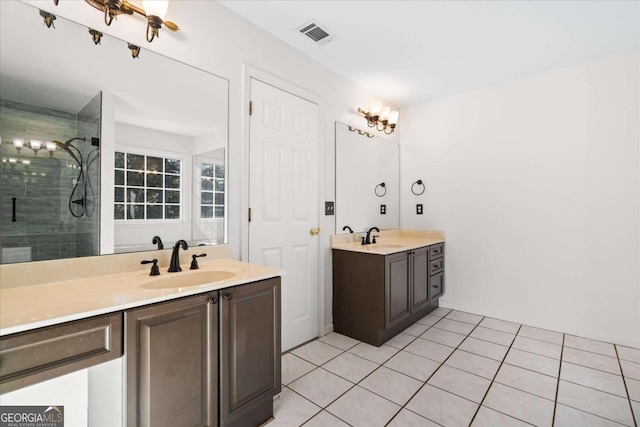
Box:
220 278 281 427
126 293 218 427
411 247 430 313
385 252 411 329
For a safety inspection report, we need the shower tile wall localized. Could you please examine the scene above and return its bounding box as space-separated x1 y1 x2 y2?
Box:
0 98 101 264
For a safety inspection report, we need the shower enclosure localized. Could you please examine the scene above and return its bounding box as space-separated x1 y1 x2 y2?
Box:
0 93 101 263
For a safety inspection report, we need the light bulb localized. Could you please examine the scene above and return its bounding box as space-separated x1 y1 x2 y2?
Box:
369 102 382 117
46 141 56 153
8 158 17 164
30 140 42 151
380 107 391 121
13 138 24 150
388 111 399 125
143 0 169 19
22 159 31 166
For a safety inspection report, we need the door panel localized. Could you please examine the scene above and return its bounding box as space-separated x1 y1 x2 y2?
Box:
412 248 430 312
249 79 319 351
385 252 411 328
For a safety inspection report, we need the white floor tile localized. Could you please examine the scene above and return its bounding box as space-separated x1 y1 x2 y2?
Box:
406 384 478 427
383 350 441 381
518 325 563 345
563 347 621 375
470 326 515 347
291 340 343 366
429 307 452 317
388 408 441 427
415 314 442 327
626 376 640 402
271 388 321 427
554 403 625 427
434 318 476 335
348 342 398 364
318 332 360 351
478 317 521 334
288 368 353 408
385 332 417 349
472 406 531 427
445 349 501 380
495 363 558 400
445 310 483 325
420 326 466 348
322 352 379 383
359 366 423 405
282 353 316 385
557 380 635 426
621 359 640 380
326 385 401 427
459 337 509 361
631 401 640 421
484 382 554 427
511 335 562 359
302 410 350 427
561 361 627 398
565 335 617 358
405 337 454 363
403 322 430 337
428 365 491 403
616 345 640 364
504 348 560 377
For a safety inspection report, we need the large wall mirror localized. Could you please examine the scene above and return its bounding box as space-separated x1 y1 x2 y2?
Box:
0 1 229 264
335 122 399 234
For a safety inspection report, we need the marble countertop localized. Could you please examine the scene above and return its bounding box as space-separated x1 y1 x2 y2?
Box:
0 256 282 336
331 229 445 255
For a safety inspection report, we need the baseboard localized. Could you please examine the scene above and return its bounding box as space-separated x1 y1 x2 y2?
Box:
323 323 334 336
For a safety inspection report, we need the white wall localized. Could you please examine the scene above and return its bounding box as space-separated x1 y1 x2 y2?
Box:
400 50 640 347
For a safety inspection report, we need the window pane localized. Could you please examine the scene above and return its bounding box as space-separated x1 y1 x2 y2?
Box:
165 205 180 219
165 158 181 174
201 206 213 218
202 192 214 205
114 204 124 219
146 205 163 219
126 153 145 170
202 163 214 177
146 156 163 172
165 175 180 189
115 152 125 169
215 165 225 178
115 187 124 203
201 178 213 191
146 189 163 204
215 206 224 218
215 179 224 191
127 171 144 187
166 191 180 204
126 188 144 203
147 173 163 188
215 193 224 205
115 170 124 186
127 204 145 219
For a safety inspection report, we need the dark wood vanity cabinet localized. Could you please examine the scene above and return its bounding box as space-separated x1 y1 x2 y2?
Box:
126 277 281 427
333 244 444 347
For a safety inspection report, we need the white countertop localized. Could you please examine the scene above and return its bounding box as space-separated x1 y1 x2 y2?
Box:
0 254 282 336
331 229 445 255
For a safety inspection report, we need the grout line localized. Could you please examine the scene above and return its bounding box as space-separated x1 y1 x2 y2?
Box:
468 323 522 425
614 344 638 427
561 359 624 377
551 333 565 426
284 385 355 427
554 401 634 427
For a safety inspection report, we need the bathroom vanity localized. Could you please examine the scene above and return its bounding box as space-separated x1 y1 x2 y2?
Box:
0 245 281 427
332 230 445 346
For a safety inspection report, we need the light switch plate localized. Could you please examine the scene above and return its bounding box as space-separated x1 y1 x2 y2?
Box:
380 205 386 215
325 201 335 216
416 204 423 215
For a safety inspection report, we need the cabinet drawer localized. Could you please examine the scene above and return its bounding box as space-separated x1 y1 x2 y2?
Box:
429 257 444 274
429 243 444 260
430 272 444 300
0 313 123 394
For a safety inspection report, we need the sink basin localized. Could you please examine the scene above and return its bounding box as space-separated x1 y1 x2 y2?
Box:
375 244 403 249
140 270 236 289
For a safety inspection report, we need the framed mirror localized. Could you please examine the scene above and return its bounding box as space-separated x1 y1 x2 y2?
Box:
0 1 229 263
335 122 400 234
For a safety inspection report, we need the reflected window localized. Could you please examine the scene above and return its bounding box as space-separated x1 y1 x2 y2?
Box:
114 151 182 220
200 162 224 219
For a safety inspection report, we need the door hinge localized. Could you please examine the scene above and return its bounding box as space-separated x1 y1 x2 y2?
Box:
249 100 253 116
248 207 252 222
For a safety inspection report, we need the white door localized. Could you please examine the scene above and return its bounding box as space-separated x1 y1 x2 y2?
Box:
248 79 319 352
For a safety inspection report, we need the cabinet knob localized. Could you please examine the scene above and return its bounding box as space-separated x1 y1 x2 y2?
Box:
209 296 218 304
223 294 233 301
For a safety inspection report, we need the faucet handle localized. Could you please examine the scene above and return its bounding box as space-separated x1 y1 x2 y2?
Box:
141 259 160 276
372 235 378 244
361 236 366 246
190 253 207 270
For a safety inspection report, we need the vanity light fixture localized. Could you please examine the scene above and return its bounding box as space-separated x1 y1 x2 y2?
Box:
128 43 141 59
39 10 57 28
357 102 399 135
13 139 24 153
89 29 103 45
29 140 42 154
46 141 57 157
347 126 374 138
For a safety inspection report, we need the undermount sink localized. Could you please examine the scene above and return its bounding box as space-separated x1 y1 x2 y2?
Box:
374 244 403 249
140 270 236 289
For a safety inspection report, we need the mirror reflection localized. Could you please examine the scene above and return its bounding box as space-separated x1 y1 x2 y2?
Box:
335 122 399 234
0 1 228 264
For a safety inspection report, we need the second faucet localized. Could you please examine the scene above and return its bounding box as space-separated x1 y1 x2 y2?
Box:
168 240 189 272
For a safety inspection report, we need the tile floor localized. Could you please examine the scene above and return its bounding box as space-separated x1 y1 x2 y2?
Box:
268 307 640 427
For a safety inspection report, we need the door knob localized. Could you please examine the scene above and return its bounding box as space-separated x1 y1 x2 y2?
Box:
310 227 320 236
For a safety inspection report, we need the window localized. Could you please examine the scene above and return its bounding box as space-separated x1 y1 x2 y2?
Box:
114 151 182 220
200 162 224 219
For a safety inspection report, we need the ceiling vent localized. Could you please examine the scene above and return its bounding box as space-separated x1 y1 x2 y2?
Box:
296 20 333 45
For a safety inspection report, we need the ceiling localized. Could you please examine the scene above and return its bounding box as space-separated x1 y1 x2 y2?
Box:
219 1 640 107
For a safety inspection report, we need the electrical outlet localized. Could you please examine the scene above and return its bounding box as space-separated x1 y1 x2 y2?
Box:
416 204 423 215
380 204 386 215
325 201 335 216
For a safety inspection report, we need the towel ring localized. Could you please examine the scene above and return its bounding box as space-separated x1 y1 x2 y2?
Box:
411 179 425 196
375 182 386 197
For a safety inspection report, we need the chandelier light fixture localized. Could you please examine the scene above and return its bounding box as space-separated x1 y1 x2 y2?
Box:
357 102 399 135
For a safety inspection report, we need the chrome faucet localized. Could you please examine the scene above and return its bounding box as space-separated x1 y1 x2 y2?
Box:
168 240 188 272
363 227 380 245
